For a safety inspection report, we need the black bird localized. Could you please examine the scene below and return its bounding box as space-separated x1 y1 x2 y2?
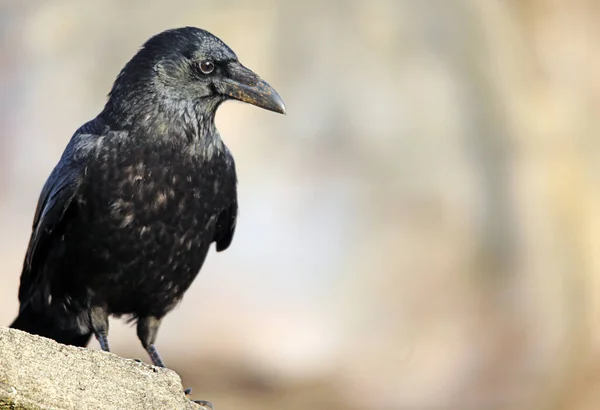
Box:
10 27 285 370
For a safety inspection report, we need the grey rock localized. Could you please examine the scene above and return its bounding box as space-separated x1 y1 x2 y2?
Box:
0 326 206 410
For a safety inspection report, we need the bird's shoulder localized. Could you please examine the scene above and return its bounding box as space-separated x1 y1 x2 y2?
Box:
33 119 108 224
34 117 114 221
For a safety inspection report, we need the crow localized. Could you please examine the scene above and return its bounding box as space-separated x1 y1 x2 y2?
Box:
10 27 285 370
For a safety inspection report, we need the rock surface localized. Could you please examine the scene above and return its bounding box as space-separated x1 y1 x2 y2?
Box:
0 326 205 410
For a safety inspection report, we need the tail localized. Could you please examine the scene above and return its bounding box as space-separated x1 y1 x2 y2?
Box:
10 303 92 347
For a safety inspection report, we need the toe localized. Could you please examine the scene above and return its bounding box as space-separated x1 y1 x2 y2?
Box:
193 400 213 409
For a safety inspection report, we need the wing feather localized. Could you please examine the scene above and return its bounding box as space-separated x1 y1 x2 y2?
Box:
214 198 238 252
18 121 102 305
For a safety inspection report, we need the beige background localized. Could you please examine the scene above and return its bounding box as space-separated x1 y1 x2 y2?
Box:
0 1 598 409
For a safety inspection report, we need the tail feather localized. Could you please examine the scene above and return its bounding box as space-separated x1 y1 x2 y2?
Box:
10 304 92 347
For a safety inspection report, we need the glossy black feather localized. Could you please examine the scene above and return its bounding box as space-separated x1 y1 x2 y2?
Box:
11 27 247 348
10 27 285 371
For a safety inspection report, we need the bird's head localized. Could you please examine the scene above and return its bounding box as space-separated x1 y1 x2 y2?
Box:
102 27 285 133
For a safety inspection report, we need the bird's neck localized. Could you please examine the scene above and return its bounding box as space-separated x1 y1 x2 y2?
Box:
100 96 223 158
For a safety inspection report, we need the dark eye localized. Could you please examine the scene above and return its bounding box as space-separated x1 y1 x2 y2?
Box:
199 61 214 74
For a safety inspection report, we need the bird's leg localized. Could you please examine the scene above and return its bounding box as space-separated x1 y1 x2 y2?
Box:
147 344 165 367
89 306 110 352
137 316 209 405
137 316 165 367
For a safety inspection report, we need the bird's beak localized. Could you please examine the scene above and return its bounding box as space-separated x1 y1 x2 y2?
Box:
219 63 286 115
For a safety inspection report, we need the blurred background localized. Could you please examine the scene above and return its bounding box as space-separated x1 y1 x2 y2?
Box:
0 0 598 409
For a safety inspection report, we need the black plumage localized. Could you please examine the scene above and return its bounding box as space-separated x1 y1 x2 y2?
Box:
10 27 285 370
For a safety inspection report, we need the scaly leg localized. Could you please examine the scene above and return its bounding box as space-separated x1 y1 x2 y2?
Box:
137 316 164 367
137 316 211 407
90 306 110 352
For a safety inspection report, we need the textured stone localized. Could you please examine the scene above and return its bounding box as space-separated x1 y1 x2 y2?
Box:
0 327 205 410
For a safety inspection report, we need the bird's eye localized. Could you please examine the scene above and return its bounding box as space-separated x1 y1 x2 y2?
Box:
199 61 214 74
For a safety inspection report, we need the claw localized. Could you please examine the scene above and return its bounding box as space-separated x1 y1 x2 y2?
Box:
193 400 213 409
184 386 212 408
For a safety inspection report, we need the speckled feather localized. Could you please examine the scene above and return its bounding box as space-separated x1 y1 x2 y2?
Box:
14 27 241 340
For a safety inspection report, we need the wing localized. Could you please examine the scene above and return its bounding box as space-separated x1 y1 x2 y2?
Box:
214 197 238 252
18 122 102 305
19 160 83 305
214 152 238 252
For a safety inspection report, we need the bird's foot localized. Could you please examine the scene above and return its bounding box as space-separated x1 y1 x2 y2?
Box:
193 400 213 409
184 389 212 409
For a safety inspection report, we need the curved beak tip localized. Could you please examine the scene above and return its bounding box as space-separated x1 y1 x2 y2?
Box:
220 74 287 116
253 81 286 115
274 97 287 116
